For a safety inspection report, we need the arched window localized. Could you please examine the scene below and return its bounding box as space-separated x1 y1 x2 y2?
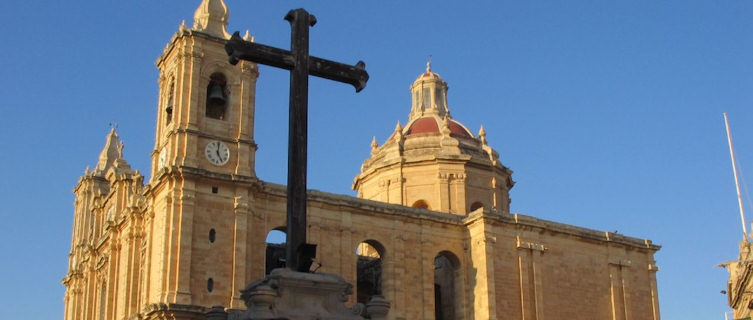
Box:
208 228 216 243
165 80 174 125
412 200 430 210
356 240 385 304
265 228 286 274
206 73 227 120
434 251 461 320
469 202 484 212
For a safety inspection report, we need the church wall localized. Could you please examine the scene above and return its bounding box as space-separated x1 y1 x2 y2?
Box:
238 186 473 319
483 216 660 320
189 181 237 307
70 177 659 320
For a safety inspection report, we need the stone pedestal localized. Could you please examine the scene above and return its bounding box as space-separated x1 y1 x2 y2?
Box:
240 268 381 320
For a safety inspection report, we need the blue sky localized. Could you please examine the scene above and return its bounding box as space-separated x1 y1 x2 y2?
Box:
1 1 752 319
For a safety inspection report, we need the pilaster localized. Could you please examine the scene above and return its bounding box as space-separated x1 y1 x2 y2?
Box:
234 61 258 177
174 185 196 304
608 257 632 320
385 220 405 317
339 211 354 301
438 173 450 213
648 262 660 320
231 194 249 309
468 219 496 319
420 225 435 320
516 236 546 320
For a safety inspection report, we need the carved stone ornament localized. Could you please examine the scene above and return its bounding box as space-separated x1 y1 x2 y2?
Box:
365 295 391 320
240 268 377 320
95 254 109 270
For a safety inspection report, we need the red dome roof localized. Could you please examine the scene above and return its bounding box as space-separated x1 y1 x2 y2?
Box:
404 117 472 138
405 117 439 135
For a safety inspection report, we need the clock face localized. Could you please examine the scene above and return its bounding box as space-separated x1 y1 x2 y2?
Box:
205 140 230 166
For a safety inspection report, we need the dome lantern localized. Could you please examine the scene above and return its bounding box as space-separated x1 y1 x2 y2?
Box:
409 61 450 120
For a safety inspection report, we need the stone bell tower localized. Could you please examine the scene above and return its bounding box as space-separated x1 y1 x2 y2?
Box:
152 0 258 180
353 63 514 214
145 0 259 313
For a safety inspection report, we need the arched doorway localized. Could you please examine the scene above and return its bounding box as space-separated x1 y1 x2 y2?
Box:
265 228 286 274
434 251 460 320
356 240 385 304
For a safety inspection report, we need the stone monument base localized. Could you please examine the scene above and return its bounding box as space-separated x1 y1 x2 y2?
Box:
229 268 388 320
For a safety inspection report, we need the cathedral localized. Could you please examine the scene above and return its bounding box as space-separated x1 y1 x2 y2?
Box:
62 1 661 319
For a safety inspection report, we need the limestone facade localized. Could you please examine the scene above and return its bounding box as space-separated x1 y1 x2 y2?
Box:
62 1 661 319
725 241 753 319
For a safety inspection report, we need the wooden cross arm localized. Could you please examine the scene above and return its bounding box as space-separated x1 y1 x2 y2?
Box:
226 32 294 70
310 58 368 93
226 32 369 92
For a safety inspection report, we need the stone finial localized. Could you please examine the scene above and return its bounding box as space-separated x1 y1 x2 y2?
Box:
370 137 379 156
96 127 120 171
393 121 403 141
193 0 230 39
179 20 188 33
478 125 487 145
243 30 254 42
94 127 133 175
440 116 451 136
205 306 228 320
365 295 391 320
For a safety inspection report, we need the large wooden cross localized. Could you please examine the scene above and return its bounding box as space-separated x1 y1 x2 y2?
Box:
226 8 369 272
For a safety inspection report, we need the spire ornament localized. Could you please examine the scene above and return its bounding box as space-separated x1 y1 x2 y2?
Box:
479 125 487 145
440 116 451 136
371 137 379 156
243 30 255 42
393 121 404 141
193 0 230 39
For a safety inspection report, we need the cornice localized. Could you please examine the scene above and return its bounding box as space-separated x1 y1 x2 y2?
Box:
463 210 661 251
156 29 229 67
162 127 256 147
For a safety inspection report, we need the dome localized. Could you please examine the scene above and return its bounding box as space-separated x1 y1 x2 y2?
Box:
354 62 513 215
416 70 442 81
404 116 473 138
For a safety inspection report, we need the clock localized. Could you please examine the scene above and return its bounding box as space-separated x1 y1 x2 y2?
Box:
205 140 230 166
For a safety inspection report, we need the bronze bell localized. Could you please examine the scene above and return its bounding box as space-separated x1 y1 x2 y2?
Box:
208 82 226 105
